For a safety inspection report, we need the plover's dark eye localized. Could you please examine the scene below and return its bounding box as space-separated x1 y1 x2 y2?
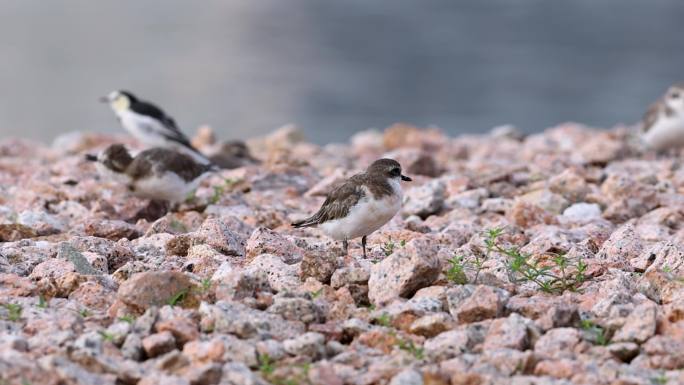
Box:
671 92 680 99
390 167 401 177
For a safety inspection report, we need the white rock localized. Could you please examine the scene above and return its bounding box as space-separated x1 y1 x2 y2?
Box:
389 369 423 385
402 180 446 218
562 202 602 222
18 210 66 234
368 237 441 306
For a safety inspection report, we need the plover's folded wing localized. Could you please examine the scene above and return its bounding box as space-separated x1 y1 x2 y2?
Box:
292 176 366 227
642 101 667 133
130 100 195 149
127 148 212 182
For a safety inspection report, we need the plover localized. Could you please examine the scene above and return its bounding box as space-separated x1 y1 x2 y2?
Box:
100 90 210 163
208 140 260 169
86 144 217 205
292 158 411 257
641 83 684 151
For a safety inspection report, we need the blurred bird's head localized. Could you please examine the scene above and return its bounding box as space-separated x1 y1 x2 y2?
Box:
99 90 137 113
663 84 684 112
86 143 134 173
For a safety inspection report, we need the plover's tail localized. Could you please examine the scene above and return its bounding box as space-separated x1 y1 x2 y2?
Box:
291 217 318 228
207 163 222 172
183 146 218 167
170 139 221 169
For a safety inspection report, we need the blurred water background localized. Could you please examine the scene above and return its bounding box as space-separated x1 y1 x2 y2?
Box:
1 0 683 144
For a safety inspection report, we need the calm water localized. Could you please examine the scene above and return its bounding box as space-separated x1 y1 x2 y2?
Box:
1 1 683 144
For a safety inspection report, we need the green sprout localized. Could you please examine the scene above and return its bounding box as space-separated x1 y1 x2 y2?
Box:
651 373 668 385
209 183 226 204
258 354 275 376
118 314 136 324
444 229 498 286
185 189 197 202
36 295 48 309
376 312 392 327
167 289 188 307
381 236 405 256
446 255 468 285
484 227 588 294
200 278 212 292
2 303 22 321
580 319 608 346
98 330 115 342
310 289 323 299
397 338 425 360
382 237 395 256
168 219 188 233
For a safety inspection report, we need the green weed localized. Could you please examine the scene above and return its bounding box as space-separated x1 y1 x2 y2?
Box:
118 314 136 324
2 303 22 321
200 278 212 292
209 185 224 204
580 319 608 346
446 255 468 285
397 338 425 360
98 330 115 342
309 289 323 299
485 227 588 294
651 373 668 385
382 237 395 256
376 312 392 327
258 354 275 376
36 295 48 309
167 289 188 307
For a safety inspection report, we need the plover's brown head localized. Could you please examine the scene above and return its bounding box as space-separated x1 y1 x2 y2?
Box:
98 144 134 173
664 84 684 112
366 158 412 181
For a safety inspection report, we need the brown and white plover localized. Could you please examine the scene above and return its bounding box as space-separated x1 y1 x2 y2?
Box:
87 144 217 205
641 83 684 151
292 158 412 257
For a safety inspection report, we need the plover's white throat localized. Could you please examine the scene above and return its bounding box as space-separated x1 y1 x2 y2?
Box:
87 144 216 204
292 158 412 257
100 90 211 164
641 83 684 151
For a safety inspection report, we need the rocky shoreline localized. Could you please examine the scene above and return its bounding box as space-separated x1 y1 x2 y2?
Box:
1 123 683 385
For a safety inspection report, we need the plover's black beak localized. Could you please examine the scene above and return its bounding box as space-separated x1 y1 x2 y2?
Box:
401 175 412 182
84 154 98 162
98 96 109 103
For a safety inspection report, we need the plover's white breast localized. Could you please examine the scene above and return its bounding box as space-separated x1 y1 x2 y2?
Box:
320 179 402 240
643 115 684 150
118 110 172 147
132 170 205 203
94 162 131 185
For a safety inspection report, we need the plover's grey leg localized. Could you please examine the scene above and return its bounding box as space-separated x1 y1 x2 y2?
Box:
128 200 169 223
361 236 367 258
342 239 349 255
170 201 181 212
342 238 357 266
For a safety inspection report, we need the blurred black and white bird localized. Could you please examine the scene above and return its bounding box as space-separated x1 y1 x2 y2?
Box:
100 90 210 164
641 83 684 151
292 158 411 257
86 144 217 205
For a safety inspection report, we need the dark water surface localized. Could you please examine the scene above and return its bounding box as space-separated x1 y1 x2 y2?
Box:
1 1 683 144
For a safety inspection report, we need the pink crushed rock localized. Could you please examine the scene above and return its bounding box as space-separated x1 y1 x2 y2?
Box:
0 123 682 384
